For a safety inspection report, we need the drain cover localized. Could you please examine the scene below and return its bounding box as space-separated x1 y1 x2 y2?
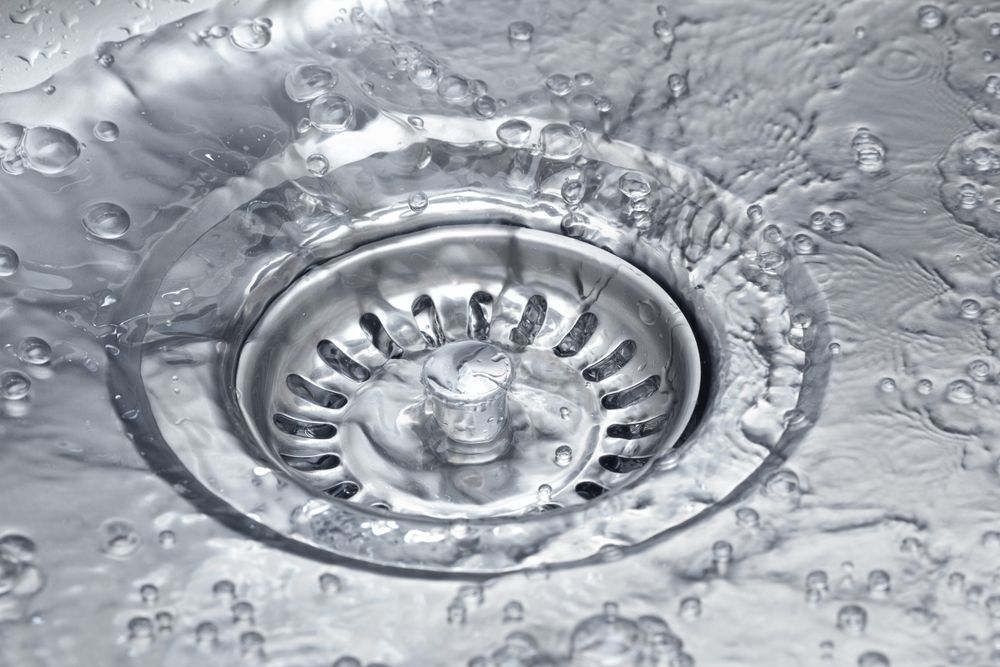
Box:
235 225 701 519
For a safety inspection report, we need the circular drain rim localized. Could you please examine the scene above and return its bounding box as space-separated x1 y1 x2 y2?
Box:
234 224 702 520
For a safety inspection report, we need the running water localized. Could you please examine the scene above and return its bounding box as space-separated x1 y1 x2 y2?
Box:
0 0 998 665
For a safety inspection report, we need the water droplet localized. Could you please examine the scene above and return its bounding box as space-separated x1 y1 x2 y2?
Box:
447 599 466 625
195 621 218 648
857 651 890 667
867 570 891 598
20 126 80 175
0 246 18 277
561 177 584 206
93 121 119 142
836 604 867 636
212 579 236 600
97 53 114 68
319 572 342 594
637 299 659 325
554 445 573 467
539 123 583 160
793 233 817 254
747 204 764 223
0 371 30 400
82 202 130 240
960 298 982 319
139 583 158 604
230 18 271 51
735 507 759 527
508 21 534 43
285 64 337 102
309 94 354 133
306 154 329 176
232 600 255 624
408 56 441 90
408 191 428 213
0 534 36 562
239 630 265 658
127 616 154 642
878 377 896 393
473 95 497 118
437 74 470 102
667 73 688 97
764 469 800 497
968 359 991 381
503 600 524 622
852 128 886 173
536 484 552 503
653 20 674 48
917 5 944 30
679 596 701 621
946 379 975 404
496 119 531 147
100 519 141 558
158 530 176 549
916 378 934 394
545 73 574 97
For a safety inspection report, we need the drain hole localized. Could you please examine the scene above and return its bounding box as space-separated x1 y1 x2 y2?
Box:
412 295 447 348
598 454 652 473
553 312 599 357
286 374 348 409
583 340 638 382
510 295 548 347
272 413 338 439
606 414 668 440
575 480 609 500
324 481 361 499
601 375 661 410
317 340 371 382
280 452 341 471
467 291 493 341
360 313 404 359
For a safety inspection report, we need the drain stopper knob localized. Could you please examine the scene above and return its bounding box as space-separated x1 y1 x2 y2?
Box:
420 341 513 445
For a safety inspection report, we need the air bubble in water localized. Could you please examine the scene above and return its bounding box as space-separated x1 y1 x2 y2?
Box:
946 379 975 404
561 178 584 206
735 507 759 527
858 651 890 667
213 579 236 599
306 154 329 176
232 600 255 624
916 378 934 394
0 371 30 400
496 119 531 147
878 377 896 393
508 21 534 43
793 234 817 254
764 469 800 496
836 604 867 635
100 519 141 558
960 298 982 319
554 445 572 467
618 171 652 199
503 600 524 622
917 5 944 30
195 621 218 648
545 73 574 97
747 204 764 223
0 246 19 277
437 74 470 102
139 583 158 604
319 572 342 594
539 123 583 159
230 18 271 51
408 191 428 212
408 57 441 90
473 95 497 118
158 530 176 548
239 630 265 658
309 94 354 133
284 64 337 102
82 202 130 239
20 126 80 175
679 596 701 620
93 121 119 142
968 359 991 381
852 128 886 173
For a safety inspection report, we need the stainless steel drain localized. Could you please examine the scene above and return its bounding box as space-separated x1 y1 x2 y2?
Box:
235 225 701 520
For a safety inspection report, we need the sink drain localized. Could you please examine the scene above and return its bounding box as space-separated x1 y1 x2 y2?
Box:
235 225 701 519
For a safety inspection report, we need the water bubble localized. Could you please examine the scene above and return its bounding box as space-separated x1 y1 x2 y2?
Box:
508 21 534 43
496 119 531 147
0 122 24 156
232 600 255 624
618 171 652 199
852 128 886 173
503 600 524 622
536 484 552 504
0 371 30 400
473 95 497 118
155 611 173 634
553 445 573 467
735 507 759 528
653 20 674 48
958 183 982 210
828 211 847 232
195 621 218 647
239 630 265 658
158 530 176 549
139 583 158 604
437 74 470 102
837 604 867 636
82 202 130 240
93 121 119 142
230 18 271 51
968 359 991 381
764 469 800 497
539 123 583 160
127 616 154 641
793 233 817 254
545 73 575 97
319 572 342 594
212 579 236 600
15 337 50 368
960 298 982 319
917 5 944 30
561 178 585 206
284 64 337 102
679 596 701 621
806 570 829 602
100 519 141 558
747 204 764 223
447 599 467 625
0 246 18 277
916 378 934 394
408 191 429 213
309 94 355 133
97 53 114 67
667 73 688 97
857 651 890 667
305 154 329 176
878 377 896 393
0 534 35 562
867 570 891 598
408 57 442 90
575 72 594 86
946 379 975 404
20 126 80 175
